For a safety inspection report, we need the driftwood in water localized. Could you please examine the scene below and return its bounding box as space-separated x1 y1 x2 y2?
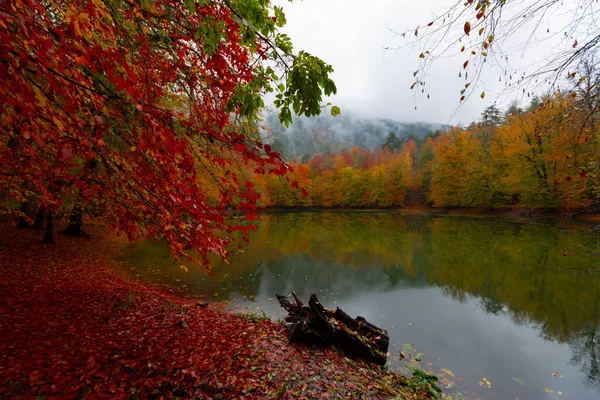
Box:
276 291 389 365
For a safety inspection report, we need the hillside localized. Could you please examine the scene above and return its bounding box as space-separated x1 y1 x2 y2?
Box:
262 112 447 161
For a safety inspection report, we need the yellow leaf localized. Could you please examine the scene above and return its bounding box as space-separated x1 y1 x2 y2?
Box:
179 264 188 272
52 116 64 130
32 86 47 108
130 146 137 152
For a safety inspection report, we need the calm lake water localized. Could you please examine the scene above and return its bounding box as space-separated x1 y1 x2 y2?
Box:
117 211 600 400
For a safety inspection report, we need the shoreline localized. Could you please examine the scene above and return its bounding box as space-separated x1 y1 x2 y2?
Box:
257 203 600 222
0 220 433 399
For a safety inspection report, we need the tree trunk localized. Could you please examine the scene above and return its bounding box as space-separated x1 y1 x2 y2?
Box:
42 211 55 244
63 203 91 237
277 292 390 365
17 200 31 228
32 206 46 230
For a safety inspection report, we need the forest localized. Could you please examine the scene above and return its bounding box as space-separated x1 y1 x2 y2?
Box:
1 0 599 399
253 94 599 209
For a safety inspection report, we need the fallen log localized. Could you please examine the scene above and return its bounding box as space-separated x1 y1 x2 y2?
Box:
276 291 389 365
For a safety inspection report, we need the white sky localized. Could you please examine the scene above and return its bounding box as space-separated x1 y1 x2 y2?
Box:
273 0 580 125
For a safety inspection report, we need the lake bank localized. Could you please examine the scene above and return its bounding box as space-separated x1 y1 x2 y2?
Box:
118 211 600 399
258 203 600 222
0 220 434 400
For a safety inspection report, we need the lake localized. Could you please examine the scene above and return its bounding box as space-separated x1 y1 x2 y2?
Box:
117 211 600 400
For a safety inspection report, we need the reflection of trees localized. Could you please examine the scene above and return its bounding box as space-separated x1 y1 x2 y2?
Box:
255 212 600 385
259 254 392 301
570 325 600 390
116 240 263 301
121 211 600 386
569 293 600 391
481 297 506 315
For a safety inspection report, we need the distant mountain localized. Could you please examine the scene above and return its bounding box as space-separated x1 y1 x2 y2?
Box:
262 112 448 160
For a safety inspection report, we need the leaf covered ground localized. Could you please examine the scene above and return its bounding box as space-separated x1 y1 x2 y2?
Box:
0 220 434 399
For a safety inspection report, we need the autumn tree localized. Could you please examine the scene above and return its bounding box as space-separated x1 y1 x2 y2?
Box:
0 0 337 266
429 128 507 207
494 93 598 207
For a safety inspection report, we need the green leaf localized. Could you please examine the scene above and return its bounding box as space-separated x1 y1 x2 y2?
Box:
331 105 341 116
184 0 195 14
273 6 287 27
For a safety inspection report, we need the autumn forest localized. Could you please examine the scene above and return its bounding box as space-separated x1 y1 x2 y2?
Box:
1 0 600 399
241 94 599 210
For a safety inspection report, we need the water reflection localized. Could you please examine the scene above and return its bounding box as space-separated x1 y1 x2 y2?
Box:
117 212 600 399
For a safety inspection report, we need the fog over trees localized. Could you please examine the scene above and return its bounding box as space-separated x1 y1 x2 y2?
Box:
262 112 448 160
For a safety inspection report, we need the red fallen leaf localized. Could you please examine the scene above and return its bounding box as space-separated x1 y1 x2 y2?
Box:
291 181 299 189
301 187 309 197
580 169 588 179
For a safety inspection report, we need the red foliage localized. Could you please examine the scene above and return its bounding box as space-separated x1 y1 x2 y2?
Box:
0 222 425 399
308 154 326 173
340 150 354 167
0 0 286 267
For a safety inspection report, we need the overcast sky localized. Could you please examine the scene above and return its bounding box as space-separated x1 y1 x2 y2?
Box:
272 0 573 126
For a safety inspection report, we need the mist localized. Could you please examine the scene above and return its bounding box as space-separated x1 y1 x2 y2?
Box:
261 111 448 160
